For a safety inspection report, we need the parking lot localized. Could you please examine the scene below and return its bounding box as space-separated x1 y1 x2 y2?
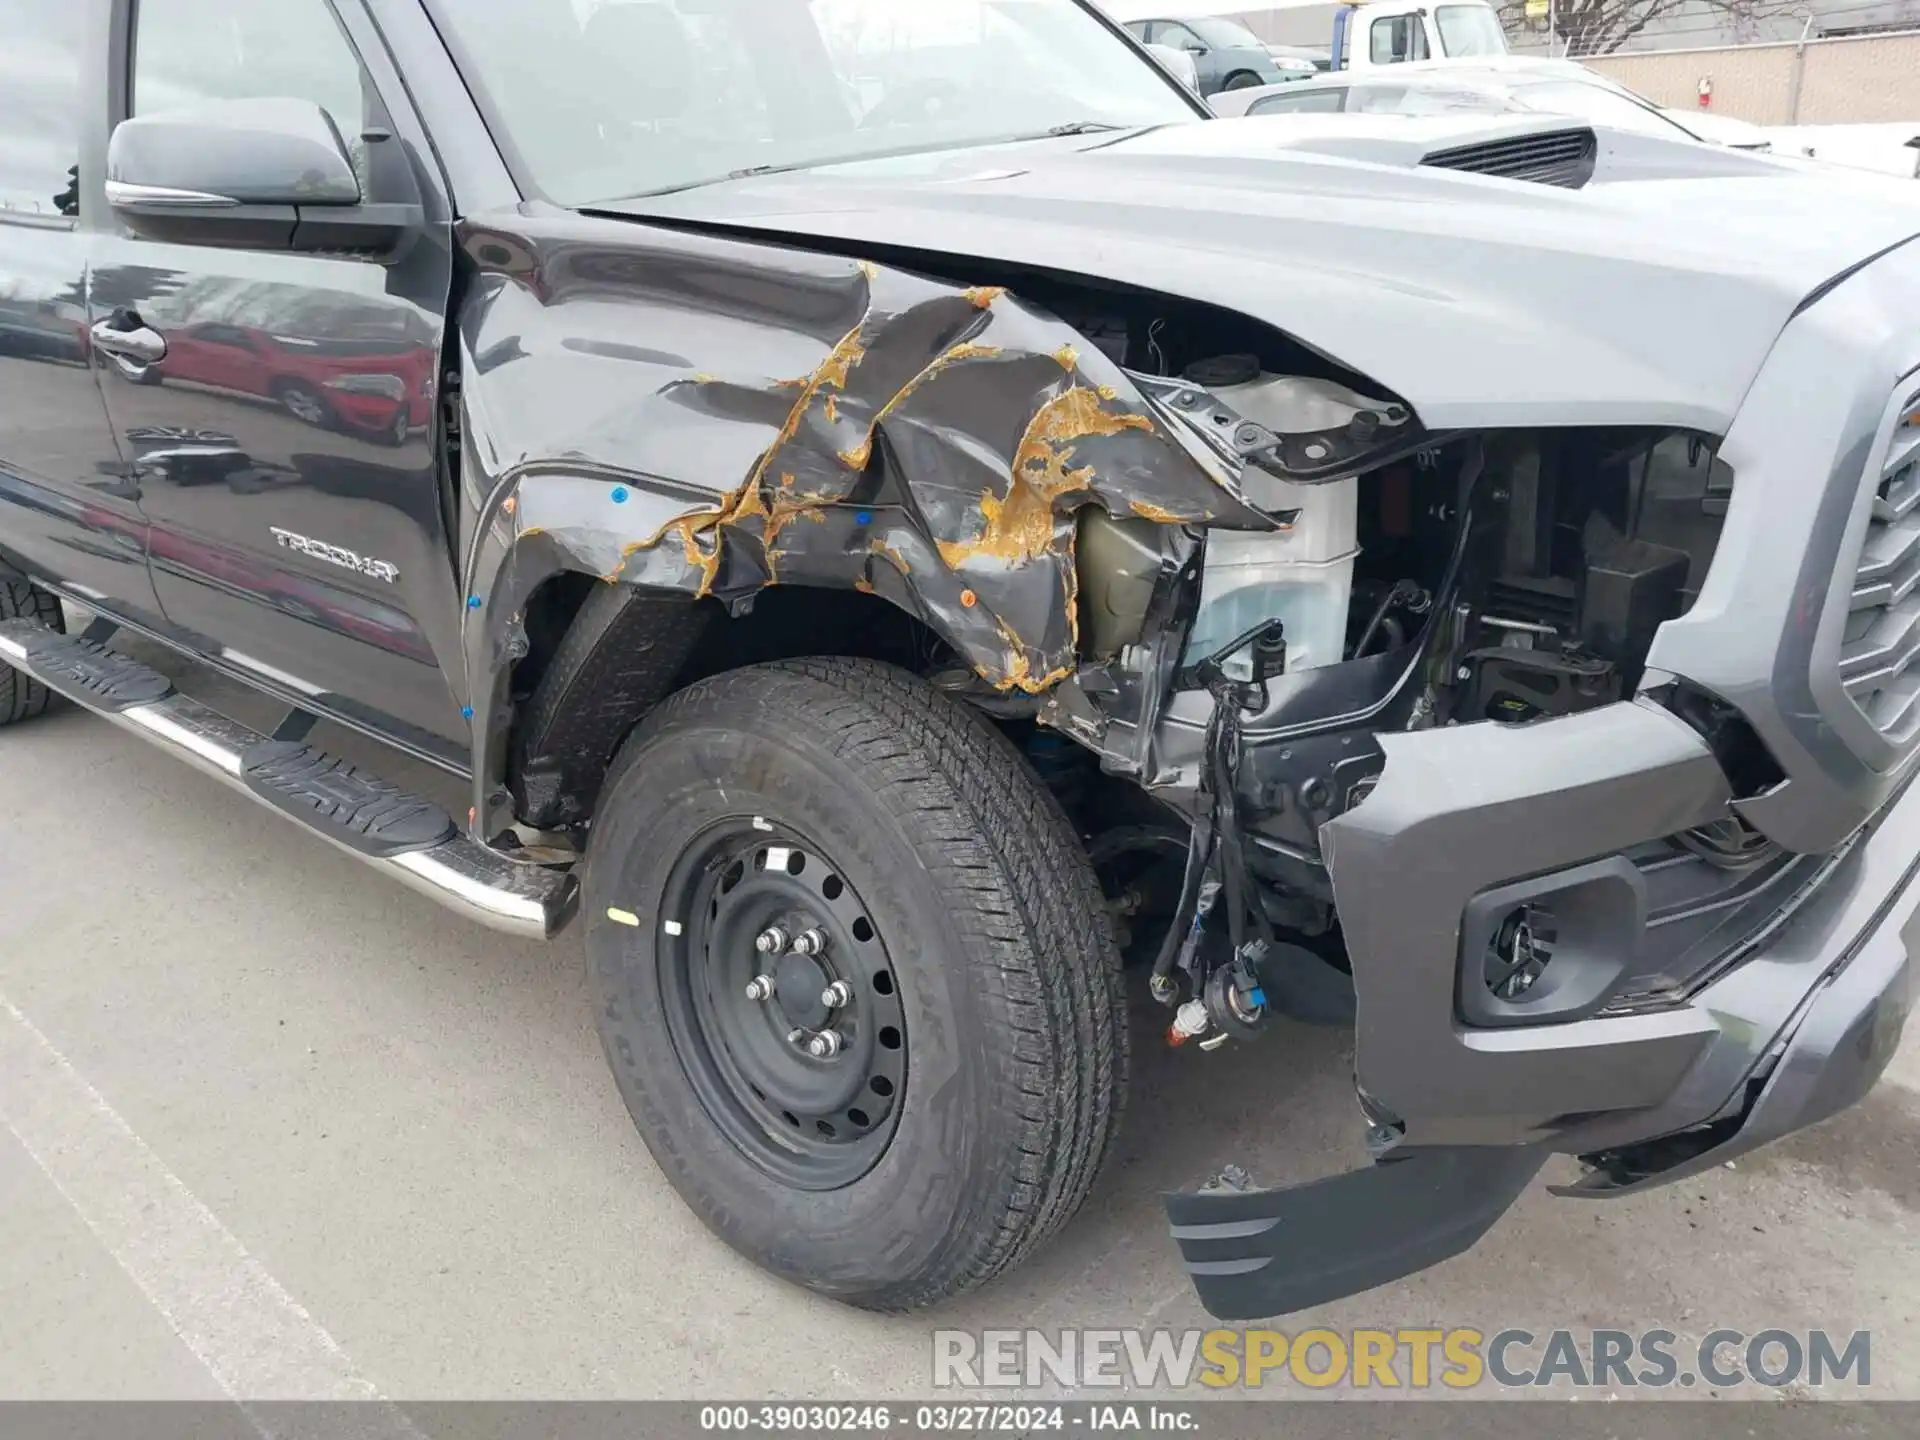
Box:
3 640 1918 1404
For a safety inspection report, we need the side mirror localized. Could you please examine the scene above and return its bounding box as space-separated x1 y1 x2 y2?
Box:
107 97 418 259
1184 41 1208 55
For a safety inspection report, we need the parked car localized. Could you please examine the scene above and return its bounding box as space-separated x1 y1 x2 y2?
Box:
1268 43 1332 72
132 319 434 446
6 0 1920 1327
1660 107 1773 150
1144 41 1201 92
1121 13 1289 93
1213 58 1739 145
1765 122 1920 180
1266 54 1319 82
1217 60 1920 181
0 294 87 364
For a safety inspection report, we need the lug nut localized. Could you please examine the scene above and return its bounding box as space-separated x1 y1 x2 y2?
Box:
820 980 853 1009
791 928 828 957
754 926 789 955
744 975 775 1002
805 1030 844 1059
787 1028 807 1046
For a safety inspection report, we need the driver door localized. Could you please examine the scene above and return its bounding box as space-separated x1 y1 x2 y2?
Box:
89 0 467 761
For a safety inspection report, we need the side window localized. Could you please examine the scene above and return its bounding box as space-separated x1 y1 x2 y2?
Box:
194 322 256 347
0 1 83 221
1350 84 1507 117
1158 22 1200 50
1345 86 1408 114
132 0 369 139
1369 16 1429 65
1249 88 1346 116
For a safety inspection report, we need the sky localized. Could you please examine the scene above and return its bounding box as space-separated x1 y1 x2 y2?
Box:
0 2 83 217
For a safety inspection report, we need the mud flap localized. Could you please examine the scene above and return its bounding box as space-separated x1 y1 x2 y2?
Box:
1164 1145 1545 1320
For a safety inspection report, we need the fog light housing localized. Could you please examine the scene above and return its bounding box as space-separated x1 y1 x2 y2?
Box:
1457 856 1647 1027
1487 905 1556 1000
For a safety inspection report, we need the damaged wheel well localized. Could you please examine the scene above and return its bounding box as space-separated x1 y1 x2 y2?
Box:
506 575 955 829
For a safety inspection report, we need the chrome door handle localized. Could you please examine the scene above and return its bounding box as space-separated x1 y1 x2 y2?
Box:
90 319 168 364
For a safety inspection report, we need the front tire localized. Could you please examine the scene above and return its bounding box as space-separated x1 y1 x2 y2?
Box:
1222 70 1262 91
584 658 1127 1310
0 577 64 725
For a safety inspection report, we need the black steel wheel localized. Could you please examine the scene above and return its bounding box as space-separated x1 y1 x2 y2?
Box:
659 827 907 1190
584 658 1127 1311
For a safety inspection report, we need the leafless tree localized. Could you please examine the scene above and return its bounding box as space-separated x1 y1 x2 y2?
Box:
1496 0 1804 57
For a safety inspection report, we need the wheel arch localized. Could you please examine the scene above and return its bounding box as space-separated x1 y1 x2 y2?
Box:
451 213 1273 838
482 552 958 834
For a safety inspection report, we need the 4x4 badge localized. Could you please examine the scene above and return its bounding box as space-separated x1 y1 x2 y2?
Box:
268 527 400 584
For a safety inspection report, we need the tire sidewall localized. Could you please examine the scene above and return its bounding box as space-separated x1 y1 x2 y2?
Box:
584 687 1008 1299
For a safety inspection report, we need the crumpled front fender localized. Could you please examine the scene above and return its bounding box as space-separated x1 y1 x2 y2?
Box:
450 212 1272 831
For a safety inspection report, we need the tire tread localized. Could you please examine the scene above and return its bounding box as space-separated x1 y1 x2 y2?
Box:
617 657 1127 1310
0 579 64 725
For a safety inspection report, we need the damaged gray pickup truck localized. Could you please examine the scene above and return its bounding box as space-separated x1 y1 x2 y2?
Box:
4 0 1918 1319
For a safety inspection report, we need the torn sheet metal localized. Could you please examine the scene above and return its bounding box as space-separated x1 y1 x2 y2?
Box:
454 213 1274 732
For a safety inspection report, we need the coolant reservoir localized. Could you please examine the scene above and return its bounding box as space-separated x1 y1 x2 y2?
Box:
1182 365 1365 680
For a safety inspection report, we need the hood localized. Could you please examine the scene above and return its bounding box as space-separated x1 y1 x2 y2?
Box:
598 116 1920 432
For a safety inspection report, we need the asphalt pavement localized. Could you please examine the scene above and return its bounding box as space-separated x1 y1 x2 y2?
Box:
2 630 1917 1404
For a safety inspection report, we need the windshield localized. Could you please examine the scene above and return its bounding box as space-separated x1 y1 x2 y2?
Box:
1188 16 1263 50
435 0 1198 205
1512 79 1700 139
1433 5 1508 57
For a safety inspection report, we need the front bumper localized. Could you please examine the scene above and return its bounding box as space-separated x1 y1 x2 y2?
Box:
1162 234 1920 1321
1166 700 1918 1319
329 392 408 433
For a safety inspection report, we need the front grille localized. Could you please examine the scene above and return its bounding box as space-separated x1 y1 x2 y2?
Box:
1420 128 1597 189
1839 390 1920 744
1597 831 1831 1014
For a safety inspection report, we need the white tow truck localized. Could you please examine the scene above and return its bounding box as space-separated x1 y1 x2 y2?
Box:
1254 0 1510 71
1105 0 1510 76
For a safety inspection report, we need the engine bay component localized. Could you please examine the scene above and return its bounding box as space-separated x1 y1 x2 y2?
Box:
1077 511 1169 660
1578 538 1690 678
1135 362 1432 485
1463 646 1621 724
1178 366 1364 680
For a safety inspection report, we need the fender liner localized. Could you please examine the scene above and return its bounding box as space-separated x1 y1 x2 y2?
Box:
510 584 709 829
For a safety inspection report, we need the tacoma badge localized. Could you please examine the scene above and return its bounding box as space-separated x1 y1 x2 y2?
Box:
268 527 400 584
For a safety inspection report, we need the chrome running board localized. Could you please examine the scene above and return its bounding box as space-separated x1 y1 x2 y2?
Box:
0 619 576 939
